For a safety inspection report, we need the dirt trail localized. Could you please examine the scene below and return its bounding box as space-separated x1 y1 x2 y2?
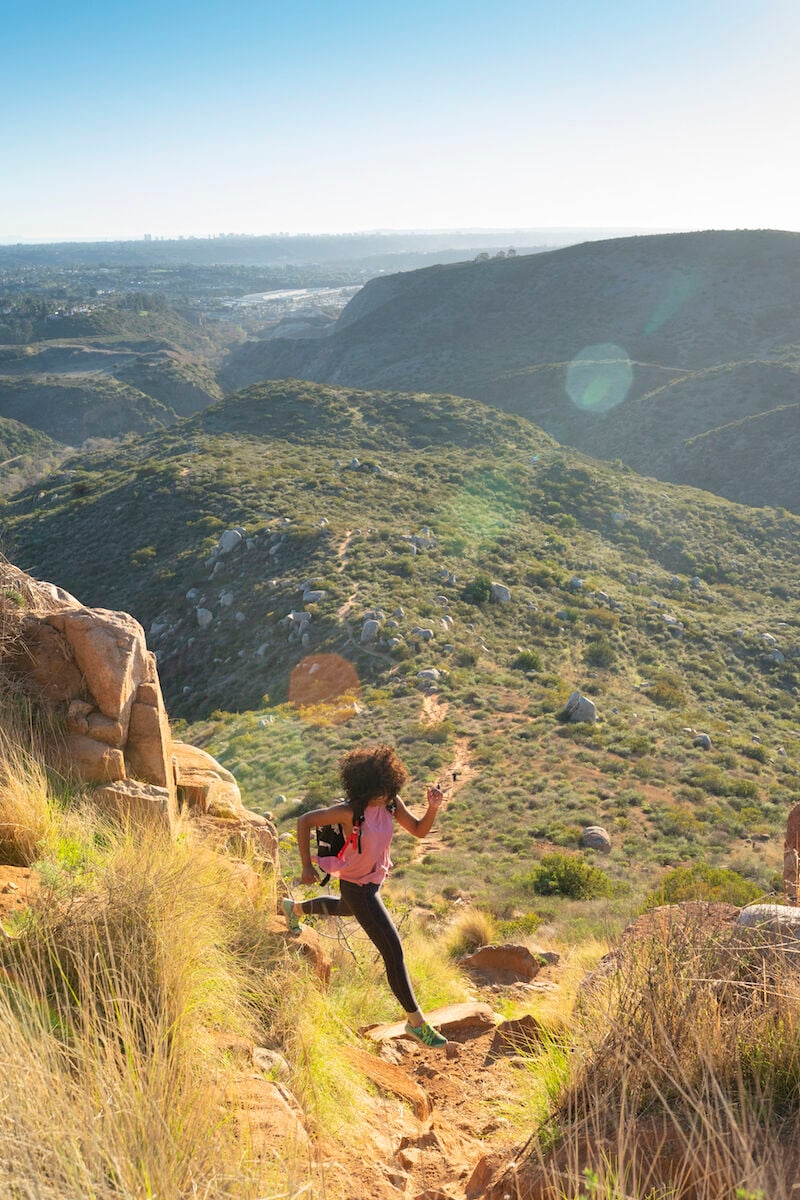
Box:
324 1023 522 1199
336 528 353 570
234 1003 536 1200
415 694 478 862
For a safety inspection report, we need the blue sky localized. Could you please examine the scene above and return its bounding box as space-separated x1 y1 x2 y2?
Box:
3 0 799 241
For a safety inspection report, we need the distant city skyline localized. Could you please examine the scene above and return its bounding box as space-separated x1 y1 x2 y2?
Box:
3 0 799 243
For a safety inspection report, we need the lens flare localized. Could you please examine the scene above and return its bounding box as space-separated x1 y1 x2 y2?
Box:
445 470 523 556
289 654 361 724
566 343 633 413
644 270 700 335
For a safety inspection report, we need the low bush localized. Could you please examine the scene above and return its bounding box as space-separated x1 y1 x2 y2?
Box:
521 852 613 899
643 862 763 909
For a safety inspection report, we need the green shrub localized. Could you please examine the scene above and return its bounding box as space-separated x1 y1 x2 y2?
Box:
584 637 616 668
643 863 762 909
512 649 542 672
647 671 686 708
461 572 492 604
521 852 613 899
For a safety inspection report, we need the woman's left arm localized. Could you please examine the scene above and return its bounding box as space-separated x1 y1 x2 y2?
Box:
394 785 445 838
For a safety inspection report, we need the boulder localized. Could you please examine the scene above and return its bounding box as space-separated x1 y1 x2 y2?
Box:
364 1001 498 1043
490 582 512 603
737 904 800 937
94 780 174 830
563 691 597 723
173 741 243 818
361 619 380 644
126 676 172 789
86 711 125 747
581 825 612 853
59 735 126 784
196 607 213 628
217 529 243 555
693 732 712 750
459 944 541 985
47 607 150 726
491 1013 551 1053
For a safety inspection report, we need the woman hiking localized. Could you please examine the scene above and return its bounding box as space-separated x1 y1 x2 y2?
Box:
283 743 448 1048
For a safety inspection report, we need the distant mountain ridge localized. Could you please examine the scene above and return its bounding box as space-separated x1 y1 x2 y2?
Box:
220 230 800 512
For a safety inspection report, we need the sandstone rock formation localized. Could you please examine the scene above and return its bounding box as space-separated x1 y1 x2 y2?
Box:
459 943 542 985
1 561 277 861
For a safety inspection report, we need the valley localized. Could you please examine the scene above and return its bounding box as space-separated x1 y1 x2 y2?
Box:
2 231 800 1197
220 229 800 513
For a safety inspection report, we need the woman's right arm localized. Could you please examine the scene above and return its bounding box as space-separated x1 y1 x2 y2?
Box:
297 802 352 883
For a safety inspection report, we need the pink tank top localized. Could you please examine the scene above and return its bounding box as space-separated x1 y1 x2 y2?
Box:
313 804 394 886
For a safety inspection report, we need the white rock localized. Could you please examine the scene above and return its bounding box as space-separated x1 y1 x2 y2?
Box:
196 608 213 629
361 619 380 644
580 826 612 853
491 582 512 603
218 529 244 555
564 691 597 723
737 905 800 937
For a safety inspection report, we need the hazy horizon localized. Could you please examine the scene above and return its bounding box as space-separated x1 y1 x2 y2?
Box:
3 0 800 243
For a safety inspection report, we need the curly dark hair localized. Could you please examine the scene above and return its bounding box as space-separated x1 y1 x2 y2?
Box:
339 743 408 819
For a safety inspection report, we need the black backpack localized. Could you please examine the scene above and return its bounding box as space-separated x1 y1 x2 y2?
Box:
315 817 363 886
315 800 395 885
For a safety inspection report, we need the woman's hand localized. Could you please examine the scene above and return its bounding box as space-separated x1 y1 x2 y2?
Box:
301 864 320 886
426 784 445 809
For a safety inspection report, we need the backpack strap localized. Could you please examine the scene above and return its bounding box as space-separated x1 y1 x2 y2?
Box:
337 813 363 860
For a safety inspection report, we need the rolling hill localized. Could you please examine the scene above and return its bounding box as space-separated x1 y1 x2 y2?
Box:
220 230 800 512
3 379 799 911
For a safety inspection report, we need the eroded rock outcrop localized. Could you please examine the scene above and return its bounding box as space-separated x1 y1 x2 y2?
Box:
1 562 277 863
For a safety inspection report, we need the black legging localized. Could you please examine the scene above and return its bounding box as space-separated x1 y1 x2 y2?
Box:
298 879 418 1014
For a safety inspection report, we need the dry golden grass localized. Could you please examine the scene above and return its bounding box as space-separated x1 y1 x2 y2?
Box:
500 908 800 1200
0 698 322 1198
0 733 52 866
444 905 497 958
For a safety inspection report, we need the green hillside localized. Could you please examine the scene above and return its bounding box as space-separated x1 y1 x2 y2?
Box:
0 375 175 443
4 379 799 915
220 230 800 513
0 416 66 495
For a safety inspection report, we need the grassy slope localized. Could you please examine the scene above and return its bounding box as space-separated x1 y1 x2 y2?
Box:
0 375 175 443
3 379 799 917
0 415 67 496
219 229 800 512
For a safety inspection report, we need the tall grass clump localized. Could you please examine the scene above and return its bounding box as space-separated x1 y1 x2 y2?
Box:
0 761 308 1199
0 721 53 866
500 907 800 1199
444 906 496 958
0 811 278 1195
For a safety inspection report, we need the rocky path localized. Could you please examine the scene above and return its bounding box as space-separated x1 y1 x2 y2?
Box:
415 694 478 863
234 988 539 1200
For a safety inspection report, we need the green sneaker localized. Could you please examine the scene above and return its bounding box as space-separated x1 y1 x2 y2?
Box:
404 1020 448 1048
282 897 301 933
